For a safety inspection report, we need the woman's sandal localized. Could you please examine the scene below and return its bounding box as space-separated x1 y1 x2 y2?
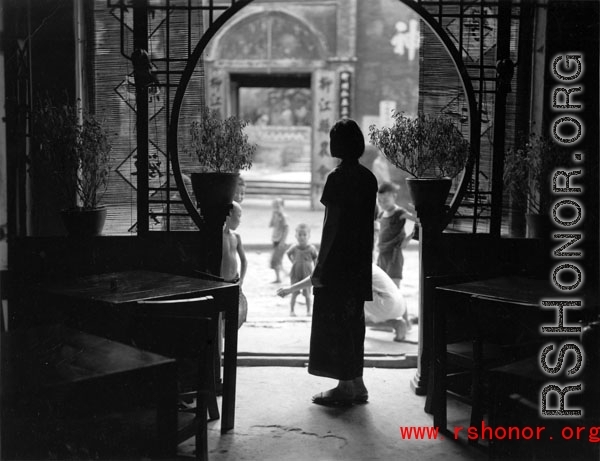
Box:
312 389 355 407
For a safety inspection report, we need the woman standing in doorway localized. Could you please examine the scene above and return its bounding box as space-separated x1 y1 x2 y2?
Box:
308 118 378 406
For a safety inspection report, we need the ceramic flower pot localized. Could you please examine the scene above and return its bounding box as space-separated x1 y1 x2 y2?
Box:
60 207 107 237
405 177 452 211
191 172 239 210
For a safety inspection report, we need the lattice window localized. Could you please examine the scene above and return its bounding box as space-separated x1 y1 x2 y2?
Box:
418 0 525 233
96 0 235 234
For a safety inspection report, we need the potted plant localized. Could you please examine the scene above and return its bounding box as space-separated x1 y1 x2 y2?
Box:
187 107 256 211
503 133 570 238
30 95 112 236
369 111 471 210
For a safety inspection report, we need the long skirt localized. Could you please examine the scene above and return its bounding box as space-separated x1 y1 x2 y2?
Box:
308 286 365 381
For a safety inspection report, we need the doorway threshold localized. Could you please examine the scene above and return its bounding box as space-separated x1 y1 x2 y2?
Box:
237 319 419 368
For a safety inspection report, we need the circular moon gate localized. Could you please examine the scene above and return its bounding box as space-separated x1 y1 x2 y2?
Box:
167 0 480 230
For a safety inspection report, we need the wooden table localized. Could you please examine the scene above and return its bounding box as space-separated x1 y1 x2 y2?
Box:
36 270 239 433
1 324 178 458
435 276 556 307
429 276 564 428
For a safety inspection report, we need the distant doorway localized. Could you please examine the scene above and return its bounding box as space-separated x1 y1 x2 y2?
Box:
232 73 313 203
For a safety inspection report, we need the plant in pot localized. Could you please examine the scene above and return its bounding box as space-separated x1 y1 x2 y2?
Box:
187 108 256 212
30 96 112 236
503 133 571 238
369 111 471 211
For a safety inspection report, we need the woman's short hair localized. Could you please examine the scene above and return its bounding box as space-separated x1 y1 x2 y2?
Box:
329 119 365 160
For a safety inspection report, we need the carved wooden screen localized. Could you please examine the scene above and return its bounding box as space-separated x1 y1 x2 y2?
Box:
96 0 222 233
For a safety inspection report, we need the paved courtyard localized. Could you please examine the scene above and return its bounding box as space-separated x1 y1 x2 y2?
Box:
241 246 419 323
236 198 420 359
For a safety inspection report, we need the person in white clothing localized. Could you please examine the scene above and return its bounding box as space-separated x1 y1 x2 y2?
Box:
277 263 408 342
364 264 408 341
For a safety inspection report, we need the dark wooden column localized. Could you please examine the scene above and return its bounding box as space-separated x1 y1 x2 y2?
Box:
508 1 535 237
133 0 149 235
489 0 513 236
410 205 446 396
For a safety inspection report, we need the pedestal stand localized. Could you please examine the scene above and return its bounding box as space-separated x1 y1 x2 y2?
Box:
410 204 446 396
200 205 232 276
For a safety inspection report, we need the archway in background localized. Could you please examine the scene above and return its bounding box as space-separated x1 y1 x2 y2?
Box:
204 9 326 208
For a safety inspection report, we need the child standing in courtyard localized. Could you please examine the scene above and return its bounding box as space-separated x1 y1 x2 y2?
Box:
286 223 318 316
376 182 414 288
269 197 289 283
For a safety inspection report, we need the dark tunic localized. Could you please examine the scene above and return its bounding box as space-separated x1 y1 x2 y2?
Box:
377 207 409 280
309 159 377 380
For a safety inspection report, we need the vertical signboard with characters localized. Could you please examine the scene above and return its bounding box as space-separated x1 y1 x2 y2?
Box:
207 68 227 118
311 69 338 209
339 70 352 119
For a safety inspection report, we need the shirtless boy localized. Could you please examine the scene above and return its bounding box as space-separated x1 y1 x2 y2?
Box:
221 201 247 285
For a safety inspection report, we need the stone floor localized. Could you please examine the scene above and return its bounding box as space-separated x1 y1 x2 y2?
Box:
180 367 487 460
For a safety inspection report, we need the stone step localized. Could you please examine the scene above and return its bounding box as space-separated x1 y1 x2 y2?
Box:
244 179 311 200
236 354 418 368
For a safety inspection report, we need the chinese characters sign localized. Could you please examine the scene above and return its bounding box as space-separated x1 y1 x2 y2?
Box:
312 69 338 203
339 71 352 119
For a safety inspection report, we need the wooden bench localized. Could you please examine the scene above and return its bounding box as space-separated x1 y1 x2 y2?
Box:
1 324 178 459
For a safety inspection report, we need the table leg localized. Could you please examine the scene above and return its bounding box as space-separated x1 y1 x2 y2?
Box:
221 288 239 433
155 361 178 456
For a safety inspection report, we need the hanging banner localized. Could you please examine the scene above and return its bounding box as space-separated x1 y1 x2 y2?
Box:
339 70 352 119
207 68 226 117
311 69 338 208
